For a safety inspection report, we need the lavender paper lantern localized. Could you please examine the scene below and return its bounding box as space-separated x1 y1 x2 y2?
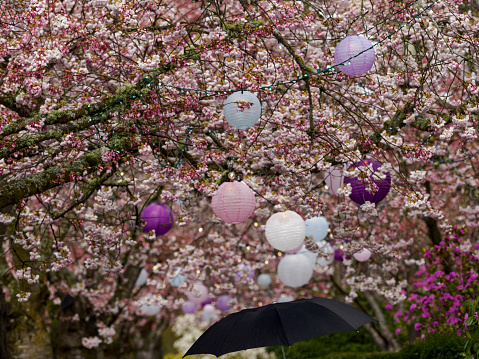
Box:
265 211 306 251
277 253 313 288
186 282 209 305
223 91 261 129
335 36 375 76
217 295 233 311
141 203 174 236
353 248 372 262
181 301 197 314
212 182 256 224
325 167 344 196
305 217 329 242
343 159 391 205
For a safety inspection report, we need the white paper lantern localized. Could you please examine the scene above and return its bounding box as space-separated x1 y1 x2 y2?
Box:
316 241 334 267
278 294 294 303
202 304 216 321
134 268 148 287
140 303 162 316
325 167 344 196
305 217 329 242
186 282 209 305
353 248 371 262
167 268 187 287
265 211 306 251
257 273 272 287
277 253 313 288
297 245 318 266
223 91 261 129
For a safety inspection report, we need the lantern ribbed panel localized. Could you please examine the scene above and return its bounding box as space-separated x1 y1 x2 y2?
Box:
265 210 306 251
334 36 375 76
343 159 391 205
277 253 313 288
140 203 174 235
212 182 256 223
305 216 329 242
223 91 261 129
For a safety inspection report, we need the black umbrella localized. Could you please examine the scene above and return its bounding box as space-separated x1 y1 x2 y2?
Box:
183 297 377 358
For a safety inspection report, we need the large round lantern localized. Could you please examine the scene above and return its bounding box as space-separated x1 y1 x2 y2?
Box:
334 36 375 76
316 241 334 267
223 91 261 129
277 253 313 288
257 273 272 288
217 295 233 311
186 282 209 305
305 217 329 242
265 211 306 251
353 248 372 262
297 245 318 266
343 159 391 205
141 203 174 236
212 182 256 224
325 167 344 196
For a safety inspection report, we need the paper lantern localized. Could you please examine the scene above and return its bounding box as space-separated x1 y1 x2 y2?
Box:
257 273 272 288
297 245 318 266
325 167 344 196
134 268 148 287
353 248 372 262
167 268 186 288
140 303 161 316
212 182 256 224
265 211 306 251
335 36 375 76
217 295 233 311
277 253 313 288
202 304 216 321
285 244 302 254
141 203 174 236
186 282 209 305
278 294 294 303
234 263 254 280
181 301 197 314
316 241 334 267
343 159 391 205
305 217 329 242
223 91 261 129
334 249 344 262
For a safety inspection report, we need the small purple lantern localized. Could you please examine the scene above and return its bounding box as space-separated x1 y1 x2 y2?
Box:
344 159 391 205
181 301 196 314
141 203 174 236
335 36 375 76
217 295 233 311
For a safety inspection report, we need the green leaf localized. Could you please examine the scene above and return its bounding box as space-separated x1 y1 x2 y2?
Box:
468 318 475 326
465 300 475 307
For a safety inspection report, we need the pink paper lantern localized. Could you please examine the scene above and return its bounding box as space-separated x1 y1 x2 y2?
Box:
335 36 375 76
353 248 372 262
140 203 174 236
212 181 256 223
343 159 391 205
186 282 209 305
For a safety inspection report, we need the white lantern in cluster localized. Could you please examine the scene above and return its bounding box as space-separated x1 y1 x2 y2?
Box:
316 241 334 267
202 304 216 321
278 294 294 303
277 253 313 288
186 282 209 305
223 91 261 129
140 303 162 316
212 181 256 223
134 269 148 287
353 248 372 262
167 268 187 288
265 211 306 251
257 273 272 288
305 217 329 242
297 245 318 266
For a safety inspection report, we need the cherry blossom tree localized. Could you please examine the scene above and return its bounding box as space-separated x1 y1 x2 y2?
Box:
0 0 479 357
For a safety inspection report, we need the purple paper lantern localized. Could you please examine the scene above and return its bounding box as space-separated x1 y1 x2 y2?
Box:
212 181 256 224
334 249 344 262
181 301 196 314
343 159 391 205
217 295 233 311
141 203 174 236
335 36 375 76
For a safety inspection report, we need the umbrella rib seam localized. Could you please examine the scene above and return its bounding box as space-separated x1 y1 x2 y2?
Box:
274 306 292 346
217 314 241 356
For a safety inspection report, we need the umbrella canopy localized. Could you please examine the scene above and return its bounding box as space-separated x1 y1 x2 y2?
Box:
183 297 377 358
